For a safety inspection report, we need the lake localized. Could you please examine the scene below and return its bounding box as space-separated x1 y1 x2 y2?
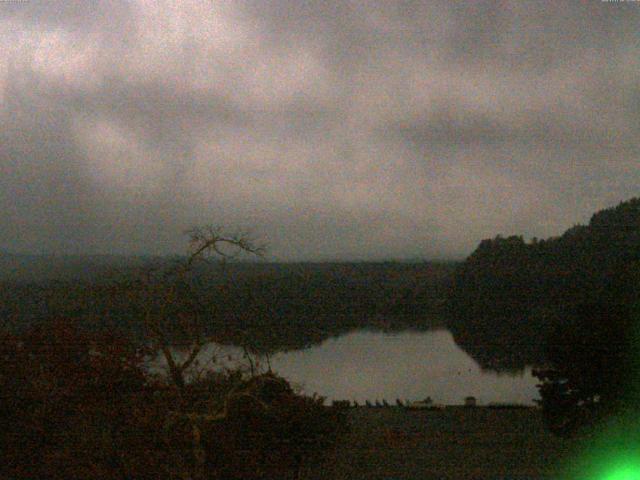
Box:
159 328 540 405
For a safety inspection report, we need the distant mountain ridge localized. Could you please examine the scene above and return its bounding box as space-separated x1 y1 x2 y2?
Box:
0 250 455 284
0 252 160 283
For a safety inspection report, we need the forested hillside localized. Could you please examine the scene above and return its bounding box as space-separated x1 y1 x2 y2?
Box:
447 197 640 371
1 261 455 353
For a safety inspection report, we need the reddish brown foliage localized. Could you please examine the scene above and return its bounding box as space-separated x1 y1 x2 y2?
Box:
0 320 344 480
0 318 170 479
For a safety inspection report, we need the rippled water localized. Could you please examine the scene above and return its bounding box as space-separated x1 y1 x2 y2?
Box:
156 328 540 405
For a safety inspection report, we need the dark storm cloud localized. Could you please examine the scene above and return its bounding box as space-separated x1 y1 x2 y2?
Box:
0 1 638 259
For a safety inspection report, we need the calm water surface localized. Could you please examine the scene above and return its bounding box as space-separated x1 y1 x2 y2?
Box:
162 329 539 405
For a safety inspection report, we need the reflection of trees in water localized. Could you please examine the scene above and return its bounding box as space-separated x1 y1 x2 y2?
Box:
208 312 445 355
447 324 543 373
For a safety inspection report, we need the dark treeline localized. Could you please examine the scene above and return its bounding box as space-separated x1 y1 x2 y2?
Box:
1 261 455 353
0 252 155 283
446 197 640 373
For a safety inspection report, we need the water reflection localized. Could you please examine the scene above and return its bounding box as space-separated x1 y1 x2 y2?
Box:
158 329 540 405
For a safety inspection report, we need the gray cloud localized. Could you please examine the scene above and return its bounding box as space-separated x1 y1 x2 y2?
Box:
0 0 639 260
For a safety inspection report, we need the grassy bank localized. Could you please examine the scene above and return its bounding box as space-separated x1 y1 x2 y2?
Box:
303 407 572 480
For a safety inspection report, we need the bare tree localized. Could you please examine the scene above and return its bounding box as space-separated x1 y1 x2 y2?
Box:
121 226 265 391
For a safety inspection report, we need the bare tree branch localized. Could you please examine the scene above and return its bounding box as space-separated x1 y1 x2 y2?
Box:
132 225 266 390
185 226 266 268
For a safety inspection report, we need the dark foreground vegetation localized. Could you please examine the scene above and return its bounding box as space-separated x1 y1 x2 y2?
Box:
0 318 346 480
0 230 355 479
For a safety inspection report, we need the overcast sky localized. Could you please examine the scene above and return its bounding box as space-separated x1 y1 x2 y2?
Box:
1 1 638 260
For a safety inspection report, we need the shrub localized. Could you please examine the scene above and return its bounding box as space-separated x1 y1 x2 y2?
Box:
0 318 169 479
0 321 345 479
